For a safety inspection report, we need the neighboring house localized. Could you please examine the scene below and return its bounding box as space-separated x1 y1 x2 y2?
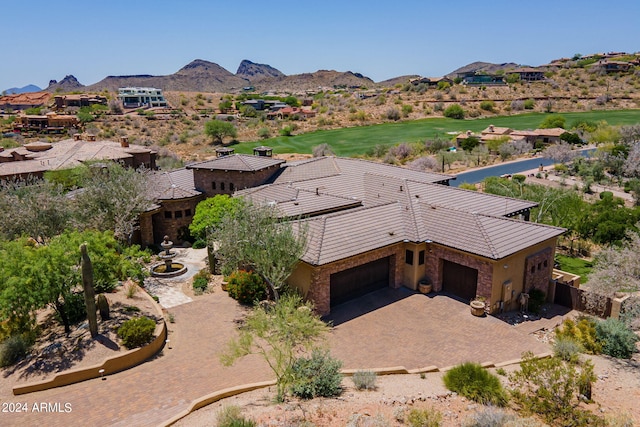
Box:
266 107 316 120
53 94 108 110
0 91 51 111
410 77 454 87
596 60 633 74
118 87 168 108
236 157 565 315
457 72 505 85
0 135 156 181
533 128 566 144
186 153 284 198
456 130 479 146
13 112 79 134
510 67 545 81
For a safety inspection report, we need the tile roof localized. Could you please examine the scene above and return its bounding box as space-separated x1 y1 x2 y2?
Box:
534 128 566 137
0 138 154 178
187 154 284 172
417 204 565 259
241 156 563 265
149 168 201 201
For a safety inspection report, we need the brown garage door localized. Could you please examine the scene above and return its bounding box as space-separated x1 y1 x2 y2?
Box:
442 260 478 302
330 257 390 306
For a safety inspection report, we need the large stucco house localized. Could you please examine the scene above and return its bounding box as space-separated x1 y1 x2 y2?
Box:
234 156 565 315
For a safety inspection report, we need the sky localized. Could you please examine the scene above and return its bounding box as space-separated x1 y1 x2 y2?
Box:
2 0 640 90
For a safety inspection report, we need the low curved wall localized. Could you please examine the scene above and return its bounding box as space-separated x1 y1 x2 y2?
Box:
162 351 553 426
13 290 167 396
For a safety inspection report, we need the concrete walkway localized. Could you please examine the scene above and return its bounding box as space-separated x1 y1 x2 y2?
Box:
0 286 558 427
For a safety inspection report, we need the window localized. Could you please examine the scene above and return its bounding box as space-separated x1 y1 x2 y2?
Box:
405 249 414 265
229 182 234 192
185 209 192 217
543 260 548 268
530 266 535 274
221 182 225 191
418 250 425 265
537 262 542 271
164 211 172 219
175 211 183 219
212 182 216 190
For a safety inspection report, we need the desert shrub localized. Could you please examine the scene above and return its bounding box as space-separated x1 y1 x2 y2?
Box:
312 143 335 157
226 270 267 305
553 336 582 362
524 99 535 110
55 291 87 326
401 104 413 117
443 104 465 119
385 107 401 121
257 127 270 139
408 156 438 172
463 406 517 427
217 406 256 427
117 316 156 349
480 100 495 112
511 100 525 111
509 352 601 426
0 335 31 367
192 238 207 249
555 317 602 354
406 407 442 427
290 349 343 399
192 269 211 294
595 318 638 359
279 125 294 136
527 288 546 314
352 370 377 390
443 362 507 406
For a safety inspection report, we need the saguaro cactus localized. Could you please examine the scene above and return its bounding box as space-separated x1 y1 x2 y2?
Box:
80 243 98 338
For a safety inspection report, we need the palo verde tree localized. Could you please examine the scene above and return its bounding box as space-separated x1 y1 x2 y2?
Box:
204 119 237 144
220 293 329 401
209 201 307 301
0 177 73 242
0 230 148 335
73 162 156 244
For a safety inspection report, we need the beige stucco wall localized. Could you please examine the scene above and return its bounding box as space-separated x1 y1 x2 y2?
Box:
286 261 313 298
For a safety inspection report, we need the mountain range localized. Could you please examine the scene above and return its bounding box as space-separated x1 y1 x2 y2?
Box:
5 59 530 94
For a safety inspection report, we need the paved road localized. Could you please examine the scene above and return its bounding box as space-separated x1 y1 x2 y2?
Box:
0 286 563 427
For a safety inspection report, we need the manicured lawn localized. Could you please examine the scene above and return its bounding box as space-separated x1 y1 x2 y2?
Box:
555 254 594 283
231 109 640 156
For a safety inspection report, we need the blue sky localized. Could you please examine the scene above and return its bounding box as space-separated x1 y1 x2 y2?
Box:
2 0 639 90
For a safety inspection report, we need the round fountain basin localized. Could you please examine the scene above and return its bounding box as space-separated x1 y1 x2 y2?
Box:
151 262 187 278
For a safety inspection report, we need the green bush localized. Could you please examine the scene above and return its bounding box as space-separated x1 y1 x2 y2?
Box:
226 270 267 305
509 352 601 426
0 335 31 367
595 318 638 359
290 349 343 399
480 100 495 112
192 269 211 294
527 288 546 314
216 406 255 427
524 99 535 110
192 238 207 249
55 291 87 327
352 370 377 390
443 104 465 119
555 317 602 354
117 316 156 349
553 336 582 362
406 407 442 427
442 362 507 406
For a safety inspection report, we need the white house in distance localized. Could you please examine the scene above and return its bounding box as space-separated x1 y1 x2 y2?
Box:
118 87 168 108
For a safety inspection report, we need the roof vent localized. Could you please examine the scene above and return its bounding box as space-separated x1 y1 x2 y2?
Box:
388 231 395 236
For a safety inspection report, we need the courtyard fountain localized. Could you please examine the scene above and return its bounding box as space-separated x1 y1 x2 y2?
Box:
150 236 187 278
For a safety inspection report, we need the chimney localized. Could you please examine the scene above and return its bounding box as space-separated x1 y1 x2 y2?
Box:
466 130 472 136
120 136 129 148
86 134 96 142
489 124 495 132
73 133 82 141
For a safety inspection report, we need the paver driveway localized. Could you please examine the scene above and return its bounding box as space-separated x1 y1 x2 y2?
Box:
0 287 555 427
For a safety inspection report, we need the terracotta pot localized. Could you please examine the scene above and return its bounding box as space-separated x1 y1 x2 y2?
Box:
470 300 485 316
418 283 432 294
221 281 228 292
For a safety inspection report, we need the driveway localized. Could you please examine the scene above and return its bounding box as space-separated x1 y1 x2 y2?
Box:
0 285 557 427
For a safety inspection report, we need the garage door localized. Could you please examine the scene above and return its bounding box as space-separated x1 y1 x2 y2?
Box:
330 257 390 306
442 260 478 302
